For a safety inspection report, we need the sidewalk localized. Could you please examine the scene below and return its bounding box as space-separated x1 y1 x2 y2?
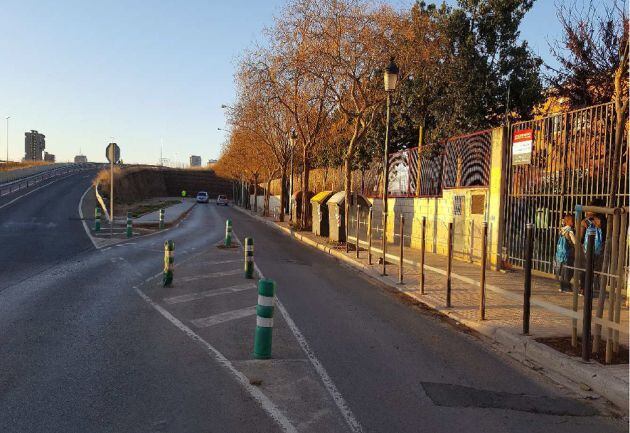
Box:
236 206 629 413
135 198 196 226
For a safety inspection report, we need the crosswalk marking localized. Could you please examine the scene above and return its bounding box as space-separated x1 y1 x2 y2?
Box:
164 283 256 304
191 306 256 328
179 269 241 282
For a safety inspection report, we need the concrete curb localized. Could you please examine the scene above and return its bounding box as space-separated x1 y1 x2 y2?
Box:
232 205 629 413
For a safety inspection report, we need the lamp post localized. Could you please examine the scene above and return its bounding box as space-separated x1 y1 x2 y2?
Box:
381 57 399 276
5 116 9 162
288 129 297 222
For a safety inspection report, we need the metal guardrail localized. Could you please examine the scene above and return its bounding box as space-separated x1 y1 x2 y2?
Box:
0 163 95 198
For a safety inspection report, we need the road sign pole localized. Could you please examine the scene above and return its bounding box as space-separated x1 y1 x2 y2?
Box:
110 159 114 237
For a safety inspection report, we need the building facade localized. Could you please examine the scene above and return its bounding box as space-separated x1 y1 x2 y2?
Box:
74 154 88 163
44 152 55 163
24 130 45 161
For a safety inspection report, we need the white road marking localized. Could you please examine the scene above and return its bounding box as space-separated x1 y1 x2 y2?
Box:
208 259 241 265
231 231 363 433
78 185 100 249
180 269 241 282
190 306 256 328
164 283 256 304
134 287 297 433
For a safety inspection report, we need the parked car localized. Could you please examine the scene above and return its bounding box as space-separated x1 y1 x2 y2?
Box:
216 194 228 206
196 191 209 203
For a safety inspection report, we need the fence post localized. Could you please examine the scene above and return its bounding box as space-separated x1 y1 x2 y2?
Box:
225 219 232 247
356 205 361 258
420 216 426 295
94 207 101 232
159 208 165 230
613 212 627 353
572 212 584 348
382 211 388 276
469 219 475 263
480 222 488 320
367 208 373 265
253 279 275 359
446 222 453 308
399 214 404 284
163 240 174 287
244 237 254 279
582 229 596 362
522 223 534 335
126 212 132 238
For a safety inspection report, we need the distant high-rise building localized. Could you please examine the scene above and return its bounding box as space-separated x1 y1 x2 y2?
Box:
207 159 218 167
190 155 202 167
44 152 55 163
24 130 45 161
74 154 88 163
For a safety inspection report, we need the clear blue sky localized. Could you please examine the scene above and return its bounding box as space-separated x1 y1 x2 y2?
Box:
0 0 615 164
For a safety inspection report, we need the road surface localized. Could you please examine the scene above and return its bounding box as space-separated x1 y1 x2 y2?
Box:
0 174 625 432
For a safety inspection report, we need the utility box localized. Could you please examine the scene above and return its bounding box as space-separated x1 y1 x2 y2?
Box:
311 191 334 237
326 191 371 243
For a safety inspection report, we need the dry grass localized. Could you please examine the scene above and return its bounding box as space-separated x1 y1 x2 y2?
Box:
0 161 52 172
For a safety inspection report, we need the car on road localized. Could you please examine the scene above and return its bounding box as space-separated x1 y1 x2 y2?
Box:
216 194 228 206
196 191 209 203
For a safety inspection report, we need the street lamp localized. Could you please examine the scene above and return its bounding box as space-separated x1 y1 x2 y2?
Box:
382 57 399 276
288 129 297 222
5 116 9 162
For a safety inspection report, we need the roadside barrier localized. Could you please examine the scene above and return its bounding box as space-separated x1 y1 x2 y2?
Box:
398 214 404 284
244 237 254 279
419 216 426 295
582 229 596 361
367 208 373 265
94 207 101 232
163 240 174 287
225 219 233 247
479 222 488 320
446 222 453 307
355 205 361 258
522 223 534 334
126 212 133 238
254 279 275 359
159 208 165 230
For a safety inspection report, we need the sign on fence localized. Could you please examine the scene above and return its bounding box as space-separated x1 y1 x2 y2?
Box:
512 129 533 165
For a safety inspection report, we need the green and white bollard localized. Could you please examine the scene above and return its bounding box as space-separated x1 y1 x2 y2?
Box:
224 219 232 247
163 240 174 287
244 237 254 278
253 279 275 359
126 212 133 238
94 207 101 232
159 208 165 230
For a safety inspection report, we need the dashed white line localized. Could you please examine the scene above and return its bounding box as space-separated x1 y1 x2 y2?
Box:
179 269 241 282
164 283 256 304
134 287 297 433
190 306 256 328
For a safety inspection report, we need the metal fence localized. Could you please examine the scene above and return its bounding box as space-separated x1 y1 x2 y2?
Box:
442 130 492 188
502 102 629 274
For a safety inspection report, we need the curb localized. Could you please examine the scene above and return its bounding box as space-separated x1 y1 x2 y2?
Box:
232 205 629 413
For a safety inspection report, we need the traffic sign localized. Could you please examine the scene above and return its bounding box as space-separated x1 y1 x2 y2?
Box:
106 143 121 164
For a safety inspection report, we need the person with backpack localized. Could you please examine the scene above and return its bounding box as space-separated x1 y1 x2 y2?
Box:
555 214 576 293
582 214 605 294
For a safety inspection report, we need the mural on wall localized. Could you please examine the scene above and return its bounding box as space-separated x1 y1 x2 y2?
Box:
387 148 418 196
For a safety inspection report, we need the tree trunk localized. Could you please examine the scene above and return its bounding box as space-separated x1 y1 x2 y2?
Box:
265 178 272 217
279 166 287 222
300 148 311 230
343 154 353 246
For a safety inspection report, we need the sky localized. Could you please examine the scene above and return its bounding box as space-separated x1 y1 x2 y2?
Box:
0 0 618 164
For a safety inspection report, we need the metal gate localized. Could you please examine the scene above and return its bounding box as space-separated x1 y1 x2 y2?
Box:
502 102 629 274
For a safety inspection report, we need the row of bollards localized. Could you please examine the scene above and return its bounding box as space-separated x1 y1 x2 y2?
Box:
160 218 276 359
93 206 167 236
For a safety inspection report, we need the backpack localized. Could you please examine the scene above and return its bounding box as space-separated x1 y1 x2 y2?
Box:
555 235 570 265
583 221 603 256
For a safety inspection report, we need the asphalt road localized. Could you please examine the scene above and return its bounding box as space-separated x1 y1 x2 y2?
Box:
0 176 625 432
